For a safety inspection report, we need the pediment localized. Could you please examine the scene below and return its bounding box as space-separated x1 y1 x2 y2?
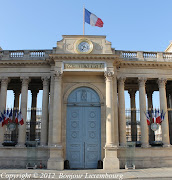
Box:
54 35 113 54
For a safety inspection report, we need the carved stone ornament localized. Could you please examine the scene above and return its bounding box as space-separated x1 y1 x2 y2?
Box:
104 71 114 78
53 71 62 80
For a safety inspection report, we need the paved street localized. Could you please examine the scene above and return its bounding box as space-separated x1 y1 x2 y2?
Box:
0 167 172 180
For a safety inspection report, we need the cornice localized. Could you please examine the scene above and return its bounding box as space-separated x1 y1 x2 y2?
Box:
0 60 49 66
118 60 172 69
48 54 119 61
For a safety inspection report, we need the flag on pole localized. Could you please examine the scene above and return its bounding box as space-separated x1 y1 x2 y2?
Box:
18 111 24 125
2 110 7 127
85 8 104 27
9 109 13 123
151 109 155 123
156 109 161 124
145 111 151 125
15 110 18 124
160 110 166 123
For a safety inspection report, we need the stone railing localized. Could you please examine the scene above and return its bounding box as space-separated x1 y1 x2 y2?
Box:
0 50 53 60
117 50 172 62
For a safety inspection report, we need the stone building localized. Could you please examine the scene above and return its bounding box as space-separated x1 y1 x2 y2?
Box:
0 35 172 170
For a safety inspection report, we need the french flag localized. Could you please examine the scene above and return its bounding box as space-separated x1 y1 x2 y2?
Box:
85 9 104 27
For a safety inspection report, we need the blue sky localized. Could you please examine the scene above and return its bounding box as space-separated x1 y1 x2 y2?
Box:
1 0 168 109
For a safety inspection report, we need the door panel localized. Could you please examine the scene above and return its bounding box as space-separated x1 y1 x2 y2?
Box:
85 107 101 168
66 87 101 169
66 106 101 169
66 107 84 168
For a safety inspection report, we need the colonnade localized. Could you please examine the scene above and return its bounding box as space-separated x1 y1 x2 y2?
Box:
0 74 170 149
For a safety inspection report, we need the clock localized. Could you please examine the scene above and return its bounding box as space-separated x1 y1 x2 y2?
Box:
74 39 93 54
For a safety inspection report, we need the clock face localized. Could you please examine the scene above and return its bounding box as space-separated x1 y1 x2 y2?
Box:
78 42 90 52
74 39 93 54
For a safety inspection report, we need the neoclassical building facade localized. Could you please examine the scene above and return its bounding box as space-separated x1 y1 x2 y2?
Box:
0 35 172 169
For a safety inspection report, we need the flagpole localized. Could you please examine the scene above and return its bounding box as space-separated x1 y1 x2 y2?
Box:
83 5 85 35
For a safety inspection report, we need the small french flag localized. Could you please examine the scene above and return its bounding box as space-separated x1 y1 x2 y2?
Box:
85 9 104 27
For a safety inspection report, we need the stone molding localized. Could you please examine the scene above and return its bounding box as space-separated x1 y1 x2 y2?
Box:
49 54 118 62
118 60 172 69
0 60 49 66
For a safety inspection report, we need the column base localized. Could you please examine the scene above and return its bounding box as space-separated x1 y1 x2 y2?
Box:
103 146 119 170
163 144 171 147
47 146 64 170
141 143 150 148
16 143 25 147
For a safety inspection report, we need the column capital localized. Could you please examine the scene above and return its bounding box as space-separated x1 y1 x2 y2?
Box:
31 89 39 95
20 77 30 85
138 77 147 87
13 88 21 94
157 78 167 88
104 71 114 78
0 77 10 85
54 71 62 81
42 76 50 86
118 76 126 86
128 89 137 97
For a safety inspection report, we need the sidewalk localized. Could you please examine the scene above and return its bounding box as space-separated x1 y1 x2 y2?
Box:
0 167 172 180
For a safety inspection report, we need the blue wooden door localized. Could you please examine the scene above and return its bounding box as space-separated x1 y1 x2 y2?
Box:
66 87 101 169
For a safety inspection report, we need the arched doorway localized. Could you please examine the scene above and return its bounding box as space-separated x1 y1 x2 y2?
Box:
66 87 101 169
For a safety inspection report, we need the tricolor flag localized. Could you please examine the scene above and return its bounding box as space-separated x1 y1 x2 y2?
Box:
9 109 13 123
156 109 161 124
15 110 18 124
85 8 104 27
18 111 24 125
145 111 151 125
151 109 155 123
2 110 7 127
160 110 166 123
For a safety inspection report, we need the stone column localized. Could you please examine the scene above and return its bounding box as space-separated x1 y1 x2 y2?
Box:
113 75 119 146
17 77 30 146
30 89 39 141
47 71 64 170
11 89 20 142
138 77 149 147
0 78 9 145
40 77 49 146
147 90 155 143
48 74 54 146
103 71 119 170
52 72 62 146
158 78 170 146
118 77 126 146
128 89 137 142
168 92 172 144
105 71 115 146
